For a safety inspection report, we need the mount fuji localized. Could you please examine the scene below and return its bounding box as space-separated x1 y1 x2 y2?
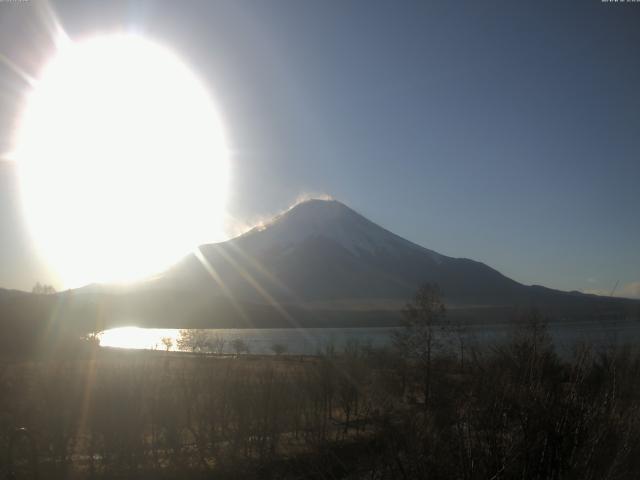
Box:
164 199 525 306
7 198 636 332
90 197 630 328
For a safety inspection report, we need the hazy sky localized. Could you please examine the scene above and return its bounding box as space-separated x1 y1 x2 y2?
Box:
0 0 639 297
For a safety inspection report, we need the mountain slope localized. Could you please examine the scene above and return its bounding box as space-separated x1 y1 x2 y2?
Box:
24 198 636 331
159 199 631 310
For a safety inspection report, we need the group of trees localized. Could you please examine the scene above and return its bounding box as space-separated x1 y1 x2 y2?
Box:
176 329 250 355
175 331 287 356
4 313 640 479
31 282 56 295
3 282 640 478
0 349 382 478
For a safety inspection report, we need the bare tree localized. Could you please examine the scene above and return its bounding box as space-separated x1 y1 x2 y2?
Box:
448 318 468 372
161 337 173 352
231 338 250 356
210 333 226 355
393 283 446 408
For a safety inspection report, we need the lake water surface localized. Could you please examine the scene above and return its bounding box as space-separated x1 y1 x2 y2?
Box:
99 320 640 356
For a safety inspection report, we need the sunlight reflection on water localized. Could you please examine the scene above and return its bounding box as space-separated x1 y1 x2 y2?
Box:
98 326 399 354
98 320 640 356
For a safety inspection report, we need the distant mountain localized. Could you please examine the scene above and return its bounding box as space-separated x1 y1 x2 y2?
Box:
3 199 638 334
161 199 632 309
0 288 28 301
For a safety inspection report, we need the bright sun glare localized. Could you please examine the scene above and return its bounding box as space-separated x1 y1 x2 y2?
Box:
99 327 178 351
14 34 229 288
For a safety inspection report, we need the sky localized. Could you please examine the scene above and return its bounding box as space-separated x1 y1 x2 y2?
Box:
0 0 639 297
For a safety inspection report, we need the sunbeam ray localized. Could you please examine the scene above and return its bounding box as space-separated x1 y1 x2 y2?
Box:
193 246 252 328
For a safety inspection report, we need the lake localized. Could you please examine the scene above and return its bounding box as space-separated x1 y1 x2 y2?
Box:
99 319 640 356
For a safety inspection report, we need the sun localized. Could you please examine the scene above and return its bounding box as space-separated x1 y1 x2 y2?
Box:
13 34 229 288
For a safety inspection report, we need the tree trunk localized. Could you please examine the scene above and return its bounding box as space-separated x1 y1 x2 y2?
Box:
424 343 431 410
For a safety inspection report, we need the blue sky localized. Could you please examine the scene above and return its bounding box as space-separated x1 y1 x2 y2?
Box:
0 0 638 297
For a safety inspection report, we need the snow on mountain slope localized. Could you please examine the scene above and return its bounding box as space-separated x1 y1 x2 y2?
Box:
233 199 443 262
159 198 527 305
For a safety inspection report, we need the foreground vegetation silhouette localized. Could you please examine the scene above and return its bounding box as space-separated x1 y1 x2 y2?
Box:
2 288 640 479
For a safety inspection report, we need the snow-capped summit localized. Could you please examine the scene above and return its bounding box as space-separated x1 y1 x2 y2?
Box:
235 199 442 260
